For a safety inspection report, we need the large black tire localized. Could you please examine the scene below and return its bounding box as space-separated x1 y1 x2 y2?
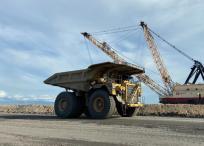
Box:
84 108 91 118
87 89 116 119
116 102 136 117
54 92 84 118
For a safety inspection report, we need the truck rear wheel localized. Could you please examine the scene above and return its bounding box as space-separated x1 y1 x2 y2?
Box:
116 102 136 117
87 89 116 119
54 92 84 118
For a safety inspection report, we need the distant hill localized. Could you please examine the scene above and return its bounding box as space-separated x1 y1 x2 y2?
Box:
0 97 53 105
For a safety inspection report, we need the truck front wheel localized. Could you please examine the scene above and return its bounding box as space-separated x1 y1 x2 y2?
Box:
54 92 84 118
116 102 136 117
87 89 116 119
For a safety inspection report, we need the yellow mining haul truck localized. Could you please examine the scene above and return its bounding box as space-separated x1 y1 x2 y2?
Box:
44 62 144 119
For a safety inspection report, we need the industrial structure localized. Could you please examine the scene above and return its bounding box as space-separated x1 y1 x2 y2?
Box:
44 21 204 119
82 21 204 104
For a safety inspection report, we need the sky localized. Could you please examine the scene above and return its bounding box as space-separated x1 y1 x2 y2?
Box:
0 0 204 104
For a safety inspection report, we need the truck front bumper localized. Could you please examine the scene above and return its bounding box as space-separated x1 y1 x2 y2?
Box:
127 103 143 107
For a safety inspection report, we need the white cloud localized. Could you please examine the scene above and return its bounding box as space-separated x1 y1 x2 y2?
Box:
0 0 204 104
0 90 7 97
6 94 55 102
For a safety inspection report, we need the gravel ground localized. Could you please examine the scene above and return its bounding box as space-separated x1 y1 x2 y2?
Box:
0 113 204 146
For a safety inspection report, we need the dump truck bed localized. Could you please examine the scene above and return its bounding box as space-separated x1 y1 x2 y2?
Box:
44 62 144 91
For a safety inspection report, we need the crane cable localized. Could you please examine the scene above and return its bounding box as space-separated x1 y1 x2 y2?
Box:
88 26 161 76
148 28 195 62
92 28 139 35
109 28 141 45
91 25 137 35
83 37 93 64
89 23 194 62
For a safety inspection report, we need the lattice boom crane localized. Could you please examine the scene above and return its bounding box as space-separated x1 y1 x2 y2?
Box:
81 32 169 96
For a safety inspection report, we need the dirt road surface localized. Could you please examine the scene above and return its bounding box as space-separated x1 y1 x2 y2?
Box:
0 113 203 146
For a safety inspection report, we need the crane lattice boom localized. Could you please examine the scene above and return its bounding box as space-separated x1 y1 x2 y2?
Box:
82 32 168 96
81 32 143 70
81 32 126 64
137 74 168 96
140 22 174 95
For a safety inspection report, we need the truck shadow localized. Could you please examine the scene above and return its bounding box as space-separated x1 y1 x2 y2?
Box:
0 113 119 121
0 114 57 120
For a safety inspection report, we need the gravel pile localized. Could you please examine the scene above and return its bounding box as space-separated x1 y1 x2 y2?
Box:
0 104 204 118
136 104 204 118
0 105 54 115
